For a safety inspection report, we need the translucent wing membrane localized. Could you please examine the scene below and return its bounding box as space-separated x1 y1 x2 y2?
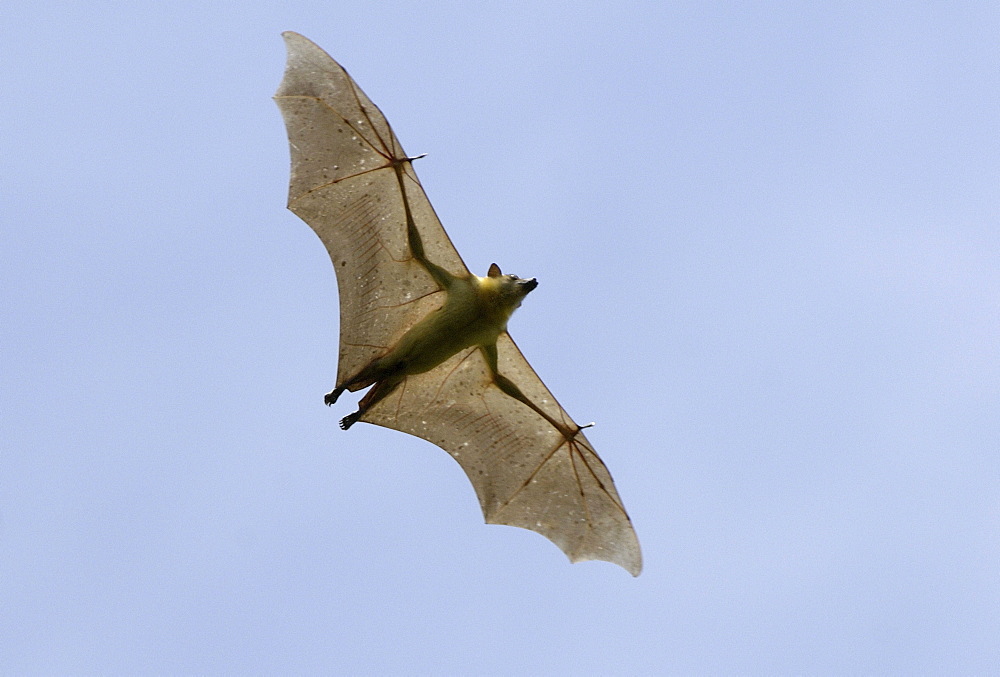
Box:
275 32 469 384
362 333 642 575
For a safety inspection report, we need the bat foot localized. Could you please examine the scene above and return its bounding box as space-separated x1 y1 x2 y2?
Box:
339 412 361 430
324 388 345 406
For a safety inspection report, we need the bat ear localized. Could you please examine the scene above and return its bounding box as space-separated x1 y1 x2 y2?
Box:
487 263 503 278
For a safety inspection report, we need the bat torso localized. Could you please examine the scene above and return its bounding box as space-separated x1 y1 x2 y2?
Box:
375 273 522 377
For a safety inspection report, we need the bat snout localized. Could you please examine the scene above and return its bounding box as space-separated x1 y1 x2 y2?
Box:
522 278 538 293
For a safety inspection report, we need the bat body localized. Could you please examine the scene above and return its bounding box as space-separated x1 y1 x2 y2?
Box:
328 261 538 431
275 32 642 575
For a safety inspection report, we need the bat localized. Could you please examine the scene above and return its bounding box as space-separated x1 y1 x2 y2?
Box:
274 32 642 575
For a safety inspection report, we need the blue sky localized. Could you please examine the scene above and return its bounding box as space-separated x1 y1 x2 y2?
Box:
3 1 999 674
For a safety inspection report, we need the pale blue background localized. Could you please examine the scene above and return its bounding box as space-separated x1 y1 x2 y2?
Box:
3 1 999 674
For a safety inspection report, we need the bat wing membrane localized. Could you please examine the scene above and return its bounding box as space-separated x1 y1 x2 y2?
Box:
362 333 642 576
275 31 470 386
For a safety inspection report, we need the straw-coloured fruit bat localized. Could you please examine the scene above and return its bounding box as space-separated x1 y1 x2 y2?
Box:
274 32 642 575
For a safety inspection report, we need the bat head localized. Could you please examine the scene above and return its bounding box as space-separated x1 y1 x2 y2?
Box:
486 262 537 310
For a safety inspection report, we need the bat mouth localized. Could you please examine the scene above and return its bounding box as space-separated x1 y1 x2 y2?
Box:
522 278 538 293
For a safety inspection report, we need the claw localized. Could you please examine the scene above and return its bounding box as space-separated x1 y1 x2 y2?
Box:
340 412 360 430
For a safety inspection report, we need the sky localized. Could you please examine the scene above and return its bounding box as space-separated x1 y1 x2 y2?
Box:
2 1 999 674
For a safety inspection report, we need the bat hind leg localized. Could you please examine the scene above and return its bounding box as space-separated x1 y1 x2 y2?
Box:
324 387 345 406
339 411 361 430
337 372 404 431
326 357 391 407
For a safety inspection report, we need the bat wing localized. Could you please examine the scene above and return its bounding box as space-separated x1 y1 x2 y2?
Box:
274 31 470 387
362 333 642 576
275 33 641 575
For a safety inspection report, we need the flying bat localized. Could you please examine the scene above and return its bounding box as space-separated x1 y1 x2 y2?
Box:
274 32 642 575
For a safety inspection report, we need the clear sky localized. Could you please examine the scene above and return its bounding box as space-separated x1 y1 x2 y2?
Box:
3 1 999 674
